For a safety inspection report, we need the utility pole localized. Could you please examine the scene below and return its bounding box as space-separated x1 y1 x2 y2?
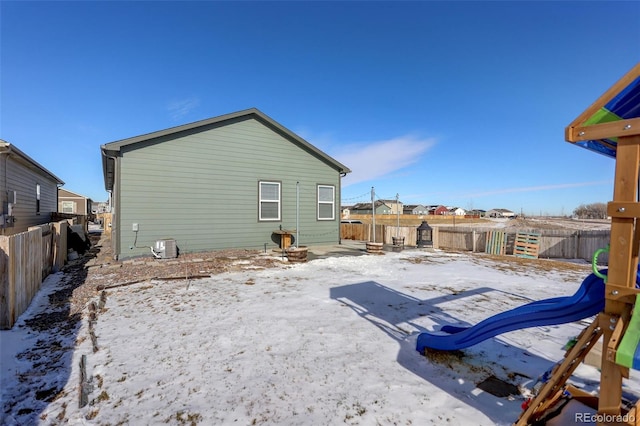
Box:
371 187 376 243
396 193 400 239
296 181 299 248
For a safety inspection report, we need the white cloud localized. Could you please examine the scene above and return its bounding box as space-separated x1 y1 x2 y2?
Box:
167 97 200 121
332 136 436 186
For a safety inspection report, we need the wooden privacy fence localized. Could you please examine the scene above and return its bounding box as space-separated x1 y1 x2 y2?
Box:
434 226 610 263
0 220 68 329
340 224 611 263
341 223 385 243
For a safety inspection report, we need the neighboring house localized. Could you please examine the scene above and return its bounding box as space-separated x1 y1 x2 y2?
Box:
101 108 351 260
350 200 394 215
449 207 466 216
378 199 403 215
58 188 93 216
403 204 428 215
349 203 372 215
467 209 486 217
341 205 354 219
487 208 516 218
0 141 64 235
92 201 110 214
428 205 449 216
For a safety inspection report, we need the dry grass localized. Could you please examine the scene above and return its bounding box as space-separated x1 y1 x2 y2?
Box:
473 253 592 274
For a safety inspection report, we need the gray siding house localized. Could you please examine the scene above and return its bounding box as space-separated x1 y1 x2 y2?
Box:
403 204 428 215
350 201 394 215
487 208 516 218
0 141 64 235
101 108 351 260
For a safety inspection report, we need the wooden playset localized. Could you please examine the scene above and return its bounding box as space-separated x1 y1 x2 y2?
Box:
515 62 640 425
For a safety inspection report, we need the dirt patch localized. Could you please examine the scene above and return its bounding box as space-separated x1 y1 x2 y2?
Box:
471 253 592 276
476 375 520 398
85 233 282 291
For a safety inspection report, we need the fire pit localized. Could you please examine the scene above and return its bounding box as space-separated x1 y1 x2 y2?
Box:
416 221 433 248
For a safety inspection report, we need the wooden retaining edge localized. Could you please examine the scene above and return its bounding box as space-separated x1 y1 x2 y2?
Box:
95 274 212 291
88 302 99 353
79 354 89 408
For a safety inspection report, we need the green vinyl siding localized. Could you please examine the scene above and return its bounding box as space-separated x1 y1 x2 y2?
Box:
116 117 341 258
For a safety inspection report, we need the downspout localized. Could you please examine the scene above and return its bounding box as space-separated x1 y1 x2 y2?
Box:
1 147 9 233
1 146 8 206
296 181 299 249
101 148 119 260
56 182 63 221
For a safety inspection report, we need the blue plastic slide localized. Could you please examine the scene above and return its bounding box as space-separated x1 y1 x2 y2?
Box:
416 273 606 353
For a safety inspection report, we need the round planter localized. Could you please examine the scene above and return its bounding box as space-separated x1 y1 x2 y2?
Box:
286 246 308 263
366 242 384 255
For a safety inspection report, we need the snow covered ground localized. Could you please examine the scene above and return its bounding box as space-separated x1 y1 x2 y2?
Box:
2 248 639 425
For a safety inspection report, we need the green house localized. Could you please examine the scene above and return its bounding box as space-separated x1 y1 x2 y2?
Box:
101 108 351 260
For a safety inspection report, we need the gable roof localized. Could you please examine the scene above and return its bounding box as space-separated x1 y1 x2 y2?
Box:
351 200 392 210
566 62 640 158
0 140 64 185
58 188 91 199
101 108 351 191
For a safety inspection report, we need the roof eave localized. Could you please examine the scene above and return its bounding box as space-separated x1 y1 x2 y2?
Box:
101 108 351 175
1 141 64 185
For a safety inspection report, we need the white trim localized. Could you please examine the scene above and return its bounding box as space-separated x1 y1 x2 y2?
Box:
259 181 281 221
317 185 335 220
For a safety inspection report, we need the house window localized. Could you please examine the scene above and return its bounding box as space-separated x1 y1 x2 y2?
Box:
259 181 280 221
62 201 75 214
317 185 335 220
36 184 41 214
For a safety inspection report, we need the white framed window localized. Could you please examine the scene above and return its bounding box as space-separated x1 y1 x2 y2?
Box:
62 201 75 214
317 185 335 220
259 181 280 221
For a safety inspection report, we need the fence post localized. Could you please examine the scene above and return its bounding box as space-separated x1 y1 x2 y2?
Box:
53 221 68 272
0 236 13 329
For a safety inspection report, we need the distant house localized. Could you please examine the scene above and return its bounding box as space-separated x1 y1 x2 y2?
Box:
58 188 93 216
467 209 486 217
379 199 403 215
449 207 466 216
487 208 516 218
0 141 64 235
341 205 354 219
350 200 396 215
92 201 110 214
403 204 428 215
101 108 351 260
428 205 449 216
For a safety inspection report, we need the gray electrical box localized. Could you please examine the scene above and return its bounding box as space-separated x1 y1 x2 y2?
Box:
154 239 177 259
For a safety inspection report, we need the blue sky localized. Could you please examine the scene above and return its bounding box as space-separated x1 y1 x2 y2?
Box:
2 1 639 215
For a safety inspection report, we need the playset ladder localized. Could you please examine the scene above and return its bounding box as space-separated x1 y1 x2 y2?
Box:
514 317 603 425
